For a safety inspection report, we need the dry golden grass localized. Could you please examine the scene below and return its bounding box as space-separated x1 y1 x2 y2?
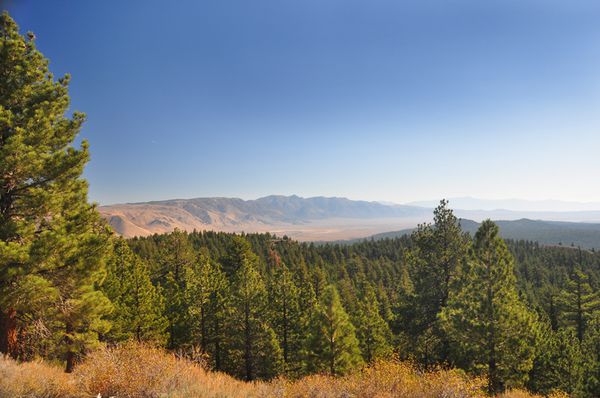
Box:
279 361 486 398
0 355 80 398
74 342 269 398
0 343 563 398
500 391 568 398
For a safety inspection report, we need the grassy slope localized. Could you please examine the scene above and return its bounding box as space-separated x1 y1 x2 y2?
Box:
0 343 565 398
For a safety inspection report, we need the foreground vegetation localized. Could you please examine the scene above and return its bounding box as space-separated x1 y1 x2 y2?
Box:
0 342 567 398
2 11 600 398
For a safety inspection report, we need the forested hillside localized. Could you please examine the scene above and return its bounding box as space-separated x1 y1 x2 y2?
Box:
8 197 600 395
111 202 599 396
372 218 600 249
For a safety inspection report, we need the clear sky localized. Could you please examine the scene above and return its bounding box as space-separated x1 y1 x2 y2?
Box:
6 1 600 205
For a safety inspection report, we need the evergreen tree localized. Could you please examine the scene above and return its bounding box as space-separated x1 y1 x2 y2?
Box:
376 283 395 325
527 323 584 395
186 252 221 352
440 220 537 393
559 267 600 342
227 242 282 380
268 263 307 376
581 314 600 397
103 239 167 343
205 261 230 371
306 285 363 375
312 266 328 299
54 264 113 372
158 229 195 348
403 199 470 365
541 286 561 331
221 235 254 276
0 13 111 371
355 285 392 363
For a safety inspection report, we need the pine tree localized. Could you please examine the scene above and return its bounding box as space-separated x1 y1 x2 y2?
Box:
103 239 167 344
403 199 470 365
541 286 561 331
158 229 195 348
0 12 111 370
221 235 254 276
205 261 230 371
312 266 328 299
440 220 537 393
355 285 392 363
527 322 584 395
227 242 282 380
559 267 600 342
306 285 363 375
186 253 221 352
268 263 306 376
54 270 113 373
581 314 600 397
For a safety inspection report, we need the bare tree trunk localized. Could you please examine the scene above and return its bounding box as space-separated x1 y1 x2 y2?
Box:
0 307 18 359
329 316 335 375
214 317 222 371
244 302 253 381
64 321 75 373
200 307 206 351
282 295 288 364
486 257 499 395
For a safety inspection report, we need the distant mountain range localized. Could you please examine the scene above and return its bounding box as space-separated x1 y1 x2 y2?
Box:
370 218 600 249
99 195 600 245
407 197 600 212
99 195 430 239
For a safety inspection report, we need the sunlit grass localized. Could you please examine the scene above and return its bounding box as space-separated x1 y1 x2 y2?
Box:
0 343 564 398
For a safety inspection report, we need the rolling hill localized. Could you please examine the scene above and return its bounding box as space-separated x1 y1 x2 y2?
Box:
370 218 600 249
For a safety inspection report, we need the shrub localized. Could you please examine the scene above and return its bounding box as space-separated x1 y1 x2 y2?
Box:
0 355 80 398
74 342 267 398
282 361 487 398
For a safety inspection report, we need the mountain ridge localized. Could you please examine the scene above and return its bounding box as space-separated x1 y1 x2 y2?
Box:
99 195 600 241
369 218 600 249
99 195 431 239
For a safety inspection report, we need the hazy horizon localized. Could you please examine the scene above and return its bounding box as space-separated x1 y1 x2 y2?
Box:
8 1 600 205
99 193 600 213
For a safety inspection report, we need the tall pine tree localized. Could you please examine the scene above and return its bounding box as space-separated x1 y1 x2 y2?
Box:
440 220 537 393
186 252 221 352
0 13 111 371
559 267 600 342
226 241 282 380
103 239 167 344
306 285 363 375
403 199 470 365
157 229 195 348
355 284 392 363
205 261 230 371
582 314 600 397
268 262 307 376
527 322 584 395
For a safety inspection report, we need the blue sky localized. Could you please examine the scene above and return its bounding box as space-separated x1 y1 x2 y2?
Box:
7 1 600 205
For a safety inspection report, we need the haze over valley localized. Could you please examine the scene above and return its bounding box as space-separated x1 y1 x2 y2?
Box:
100 195 600 247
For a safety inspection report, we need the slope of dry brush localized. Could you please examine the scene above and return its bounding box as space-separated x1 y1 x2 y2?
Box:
0 343 566 398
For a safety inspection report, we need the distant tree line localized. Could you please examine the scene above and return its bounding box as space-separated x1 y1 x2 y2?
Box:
1 11 600 397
